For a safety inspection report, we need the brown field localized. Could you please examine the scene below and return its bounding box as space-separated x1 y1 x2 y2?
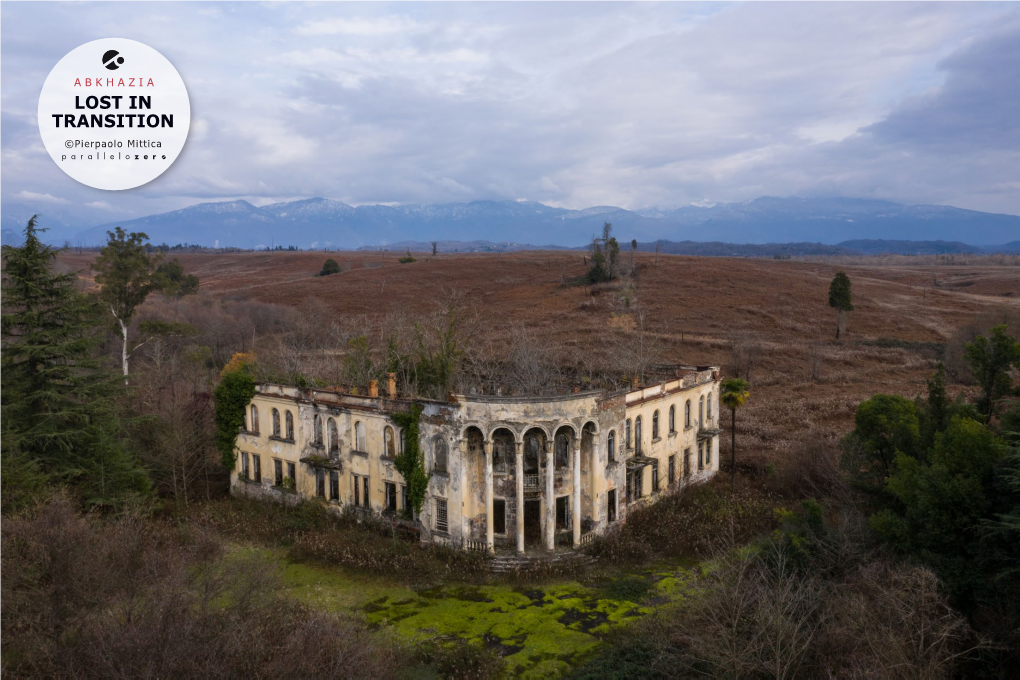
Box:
59 249 1020 467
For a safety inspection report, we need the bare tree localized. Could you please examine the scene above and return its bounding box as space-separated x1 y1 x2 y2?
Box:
809 342 824 382
731 330 764 382
504 323 560 394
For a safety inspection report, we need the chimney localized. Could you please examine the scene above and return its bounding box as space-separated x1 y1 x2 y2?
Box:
368 380 379 398
573 386 581 393
632 376 639 389
386 372 397 399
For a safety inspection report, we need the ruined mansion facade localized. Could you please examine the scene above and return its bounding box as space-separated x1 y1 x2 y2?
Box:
231 368 722 553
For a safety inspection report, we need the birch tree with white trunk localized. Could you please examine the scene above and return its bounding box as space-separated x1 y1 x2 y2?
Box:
93 227 160 383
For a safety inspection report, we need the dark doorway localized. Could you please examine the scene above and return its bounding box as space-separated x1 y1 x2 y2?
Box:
494 498 506 535
556 496 568 530
524 499 542 546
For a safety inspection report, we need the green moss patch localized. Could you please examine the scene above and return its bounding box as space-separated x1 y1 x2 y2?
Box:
231 545 703 676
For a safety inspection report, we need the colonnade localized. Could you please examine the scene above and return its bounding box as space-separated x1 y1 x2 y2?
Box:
473 433 584 554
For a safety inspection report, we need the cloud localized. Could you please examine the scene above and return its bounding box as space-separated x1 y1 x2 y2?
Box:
1 1 1017 222
294 16 428 37
15 190 68 204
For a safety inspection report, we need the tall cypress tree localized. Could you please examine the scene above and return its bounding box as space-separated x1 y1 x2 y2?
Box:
1 217 150 510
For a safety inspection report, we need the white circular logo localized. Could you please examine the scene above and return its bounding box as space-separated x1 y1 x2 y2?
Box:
37 38 190 191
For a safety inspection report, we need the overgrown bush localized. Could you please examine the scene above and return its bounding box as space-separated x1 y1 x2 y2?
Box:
574 506 977 679
1 496 407 678
318 258 341 276
586 478 779 564
189 497 491 581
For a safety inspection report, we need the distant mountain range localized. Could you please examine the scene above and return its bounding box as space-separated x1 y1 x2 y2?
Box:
3 195 1019 251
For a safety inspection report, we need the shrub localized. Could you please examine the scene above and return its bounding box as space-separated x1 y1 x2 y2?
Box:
586 478 779 564
318 258 341 276
576 510 975 679
399 250 416 264
189 497 491 580
0 497 408 678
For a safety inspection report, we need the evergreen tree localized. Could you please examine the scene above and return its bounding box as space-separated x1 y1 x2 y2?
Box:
1 217 150 509
964 324 1020 419
318 258 341 277
153 257 200 298
828 271 854 339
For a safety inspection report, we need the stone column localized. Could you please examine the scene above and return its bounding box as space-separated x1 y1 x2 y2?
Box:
545 440 555 551
458 438 468 543
484 440 494 554
515 441 525 554
572 444 581 547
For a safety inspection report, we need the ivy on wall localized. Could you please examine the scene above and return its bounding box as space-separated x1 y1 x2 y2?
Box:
214 354 256 470
391 403 430 516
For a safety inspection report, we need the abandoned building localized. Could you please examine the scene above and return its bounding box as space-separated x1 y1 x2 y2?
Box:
231 367 722 553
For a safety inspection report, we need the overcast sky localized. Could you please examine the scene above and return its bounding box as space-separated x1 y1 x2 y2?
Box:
2 1 1019 225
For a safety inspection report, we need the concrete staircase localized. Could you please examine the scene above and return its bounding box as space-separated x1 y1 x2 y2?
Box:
489 549 594 574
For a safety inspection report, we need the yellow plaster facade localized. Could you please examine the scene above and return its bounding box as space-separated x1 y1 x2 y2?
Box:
231 367 721 554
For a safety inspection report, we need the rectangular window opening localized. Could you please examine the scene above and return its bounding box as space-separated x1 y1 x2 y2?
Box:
435 498 448 532
385 482 397 512
494 498 506 534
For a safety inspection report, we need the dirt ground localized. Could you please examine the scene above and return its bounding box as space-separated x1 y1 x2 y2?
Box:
59 249 1020 465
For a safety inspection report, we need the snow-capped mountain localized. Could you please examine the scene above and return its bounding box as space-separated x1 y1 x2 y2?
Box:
25 196 1020 249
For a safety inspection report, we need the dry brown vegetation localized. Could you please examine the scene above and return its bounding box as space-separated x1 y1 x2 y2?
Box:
0 496 412 678
59 249 1020 470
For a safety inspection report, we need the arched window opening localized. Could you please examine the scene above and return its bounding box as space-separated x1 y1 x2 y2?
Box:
433 436 448 473
272 408 281 437
685 400 691 428
707 392 713 421
699 396 704 428
285 411 294 440
634 416 643 454
328 418 338 455
492 430 515 473
466 427 484 457
314 414 323 446
652 410 660 440
354 421 366 451
607 430 616 463
669 405 675 433
625 419 632 449
555 433 570 470
384 426 396 457
523 430 543 474
250 405 260 433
